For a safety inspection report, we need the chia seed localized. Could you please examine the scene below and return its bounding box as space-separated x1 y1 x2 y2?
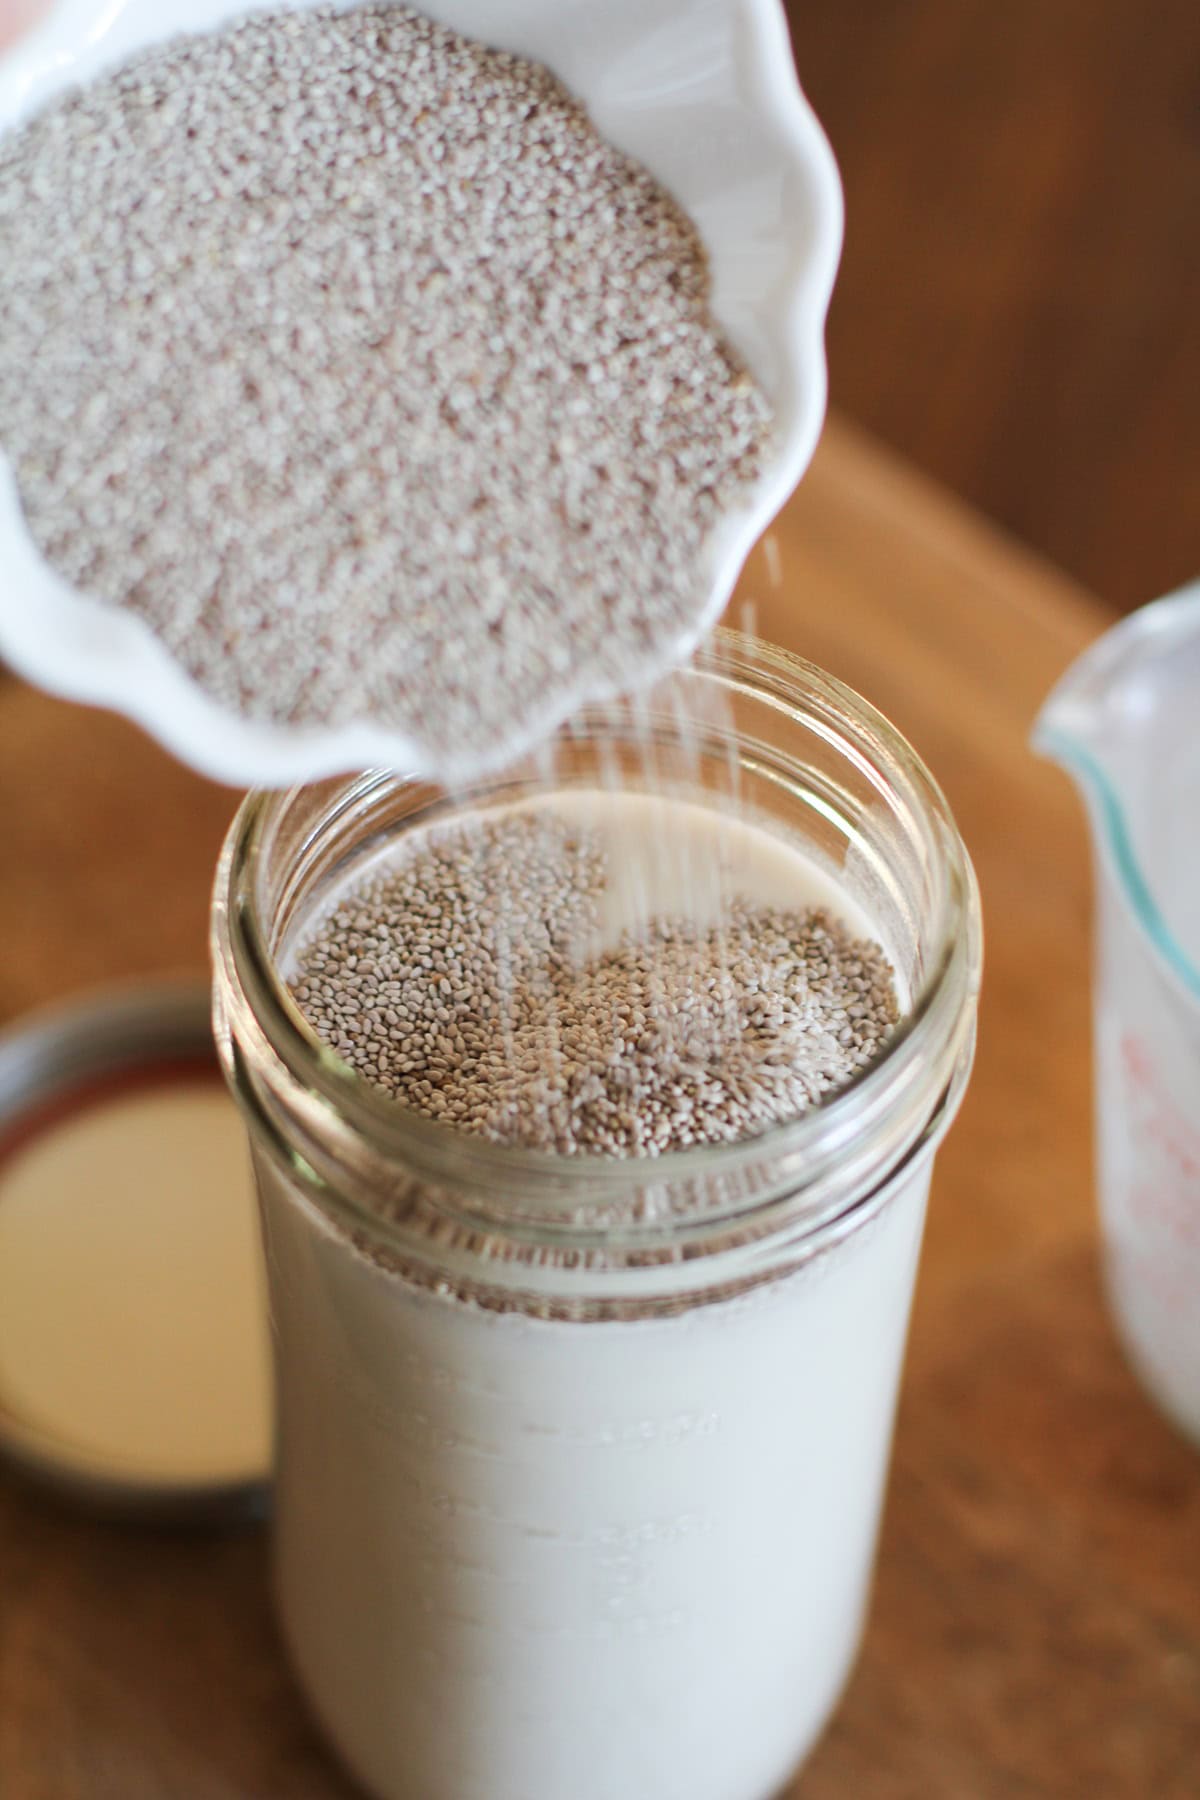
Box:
288 810 900 1157
0 4 773 773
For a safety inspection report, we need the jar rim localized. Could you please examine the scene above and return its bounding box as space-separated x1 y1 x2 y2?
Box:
213 632 981 1259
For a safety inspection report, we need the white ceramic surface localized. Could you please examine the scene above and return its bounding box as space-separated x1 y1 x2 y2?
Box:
0 0 842 785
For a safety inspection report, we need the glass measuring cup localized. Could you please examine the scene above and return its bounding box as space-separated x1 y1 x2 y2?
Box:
1034 581 1200 1444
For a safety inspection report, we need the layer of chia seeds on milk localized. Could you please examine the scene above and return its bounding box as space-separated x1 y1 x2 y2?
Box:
0 4 773 770
287 810 900 1157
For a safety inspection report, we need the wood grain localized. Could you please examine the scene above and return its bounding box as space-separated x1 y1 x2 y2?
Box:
0 691 235 1022
784 0 1200 615
2 419 1198 1796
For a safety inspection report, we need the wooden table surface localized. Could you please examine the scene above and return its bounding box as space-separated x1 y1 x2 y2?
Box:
2 418 1197 1797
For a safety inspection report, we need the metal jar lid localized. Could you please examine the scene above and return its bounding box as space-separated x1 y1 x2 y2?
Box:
0 982 271 1521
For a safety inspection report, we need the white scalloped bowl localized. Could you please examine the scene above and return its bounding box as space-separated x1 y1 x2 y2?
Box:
0 0 842 786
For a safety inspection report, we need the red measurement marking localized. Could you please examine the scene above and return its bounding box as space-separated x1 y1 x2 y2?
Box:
1119 1031 1200 1250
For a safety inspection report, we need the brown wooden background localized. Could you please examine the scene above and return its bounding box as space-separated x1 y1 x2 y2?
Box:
785 0 1200 615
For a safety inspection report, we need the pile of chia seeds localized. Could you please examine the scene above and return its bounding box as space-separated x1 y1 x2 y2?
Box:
288 812 900 1156
0 3 772 771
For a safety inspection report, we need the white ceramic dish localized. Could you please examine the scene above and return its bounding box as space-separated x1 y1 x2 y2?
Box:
0 0 842 786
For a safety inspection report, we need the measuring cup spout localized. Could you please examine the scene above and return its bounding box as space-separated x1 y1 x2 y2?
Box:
1033 580 1200 1002
1031 644 1123 851
1033 582 1200 781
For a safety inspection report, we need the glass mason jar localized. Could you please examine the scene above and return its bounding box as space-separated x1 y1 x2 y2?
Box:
211 632 981 1800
